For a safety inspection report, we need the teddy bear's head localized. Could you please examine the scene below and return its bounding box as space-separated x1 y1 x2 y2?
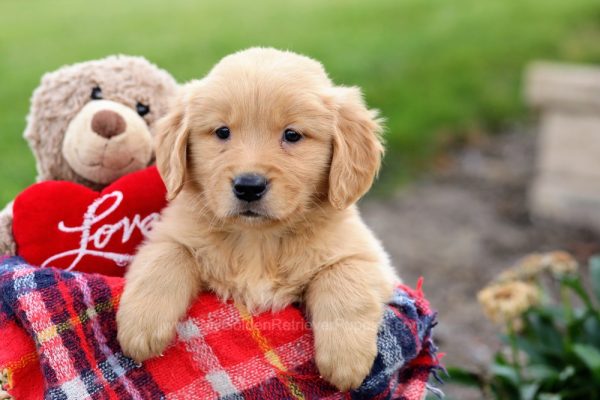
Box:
24 55 178 189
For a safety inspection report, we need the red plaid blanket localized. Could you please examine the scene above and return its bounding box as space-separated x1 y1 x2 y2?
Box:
0 256 442 399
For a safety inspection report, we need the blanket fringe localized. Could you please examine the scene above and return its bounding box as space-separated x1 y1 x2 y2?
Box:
0 369 12 400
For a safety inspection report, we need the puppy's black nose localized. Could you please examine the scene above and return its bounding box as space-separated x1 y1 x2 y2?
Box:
233 174 268 202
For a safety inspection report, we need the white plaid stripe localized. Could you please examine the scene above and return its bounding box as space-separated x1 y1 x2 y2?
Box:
176 317 242 398
15 271 90 397
194 303 241 335
13 269 36 291
223 335 312 391
270 333 313 368
168 379 214 399
177 316 315 395
224 351 278 390
206 371 239 397
60 377 90 399
76 274 144 399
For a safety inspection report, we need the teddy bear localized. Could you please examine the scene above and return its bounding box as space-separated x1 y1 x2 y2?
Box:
0 55 178 256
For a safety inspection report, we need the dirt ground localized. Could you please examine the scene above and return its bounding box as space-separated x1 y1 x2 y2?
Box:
361 129 600 398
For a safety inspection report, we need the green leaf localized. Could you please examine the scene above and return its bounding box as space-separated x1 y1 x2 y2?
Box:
523 312 563 351
494 352 510 366
583 317 600 348
558 383 599 399
490 363 520 386
514 333 563 363
490 379 520 400
590 256 600 303
445 366 482 388
520 383 540 400
572 344 600 379
558 365 575 382
566 312 593 344
527 364 559 381
538 305 567 325
539 394 561 400
562 277 596 313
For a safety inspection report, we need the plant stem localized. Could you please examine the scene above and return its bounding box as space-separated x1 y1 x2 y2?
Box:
508 319 522 384
561 283 573 344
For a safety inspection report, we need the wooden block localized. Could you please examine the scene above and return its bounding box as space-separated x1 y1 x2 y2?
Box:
527 62 600 231
530 172 600 229
537 112 600 178
526 62 600 112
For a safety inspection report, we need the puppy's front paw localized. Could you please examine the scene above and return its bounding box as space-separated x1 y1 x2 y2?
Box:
116 296 177 363
315 328 378 391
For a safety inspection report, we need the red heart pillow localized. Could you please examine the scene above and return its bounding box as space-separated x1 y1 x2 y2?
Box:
12 166 167 276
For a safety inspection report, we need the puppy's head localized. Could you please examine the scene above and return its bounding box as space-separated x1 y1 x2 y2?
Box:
156 48 383 227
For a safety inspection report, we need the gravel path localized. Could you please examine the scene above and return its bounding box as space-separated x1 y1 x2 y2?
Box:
361 130 600 398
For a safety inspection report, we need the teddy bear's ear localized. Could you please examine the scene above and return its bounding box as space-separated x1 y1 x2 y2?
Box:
23 69 82 183
155 93 190 201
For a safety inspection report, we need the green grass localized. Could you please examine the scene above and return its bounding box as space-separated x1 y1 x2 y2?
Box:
1 0 600 204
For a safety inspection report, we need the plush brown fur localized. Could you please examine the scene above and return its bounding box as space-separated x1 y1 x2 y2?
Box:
0 201 15 255
25 55 177 187
117 48 399 391
0 55 178 256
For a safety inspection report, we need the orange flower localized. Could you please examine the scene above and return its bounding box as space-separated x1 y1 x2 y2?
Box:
545 251 578 277
496 251 578 282
478 281 540 326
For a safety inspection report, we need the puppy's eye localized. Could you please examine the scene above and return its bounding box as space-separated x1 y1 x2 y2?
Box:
91 86 103 100
215 126 231 140
283 129 302 143
136 102 150 117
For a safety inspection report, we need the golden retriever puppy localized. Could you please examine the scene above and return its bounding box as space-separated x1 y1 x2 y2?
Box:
117 47 399 391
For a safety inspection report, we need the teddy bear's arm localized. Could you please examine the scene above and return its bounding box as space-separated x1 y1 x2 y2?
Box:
0 201 16 256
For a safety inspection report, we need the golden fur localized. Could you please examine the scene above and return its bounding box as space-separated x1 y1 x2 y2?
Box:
117 48 399 391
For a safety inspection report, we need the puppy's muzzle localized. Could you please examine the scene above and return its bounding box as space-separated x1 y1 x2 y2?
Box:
233 173 268 202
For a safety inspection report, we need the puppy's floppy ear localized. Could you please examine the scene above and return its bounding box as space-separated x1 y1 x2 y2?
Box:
327 86 384 210
155 91 190 201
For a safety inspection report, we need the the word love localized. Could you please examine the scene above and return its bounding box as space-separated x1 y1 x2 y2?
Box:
41 191 160 270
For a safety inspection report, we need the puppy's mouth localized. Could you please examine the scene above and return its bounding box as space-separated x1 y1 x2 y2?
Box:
240 210 263 218
231 204 275 221
236 209 275 221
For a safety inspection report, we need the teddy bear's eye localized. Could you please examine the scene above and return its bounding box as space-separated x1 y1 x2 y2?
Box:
91 86 103 100
136 102 150 117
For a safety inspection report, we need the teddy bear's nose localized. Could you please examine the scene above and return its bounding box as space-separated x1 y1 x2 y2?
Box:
91 110 127 139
